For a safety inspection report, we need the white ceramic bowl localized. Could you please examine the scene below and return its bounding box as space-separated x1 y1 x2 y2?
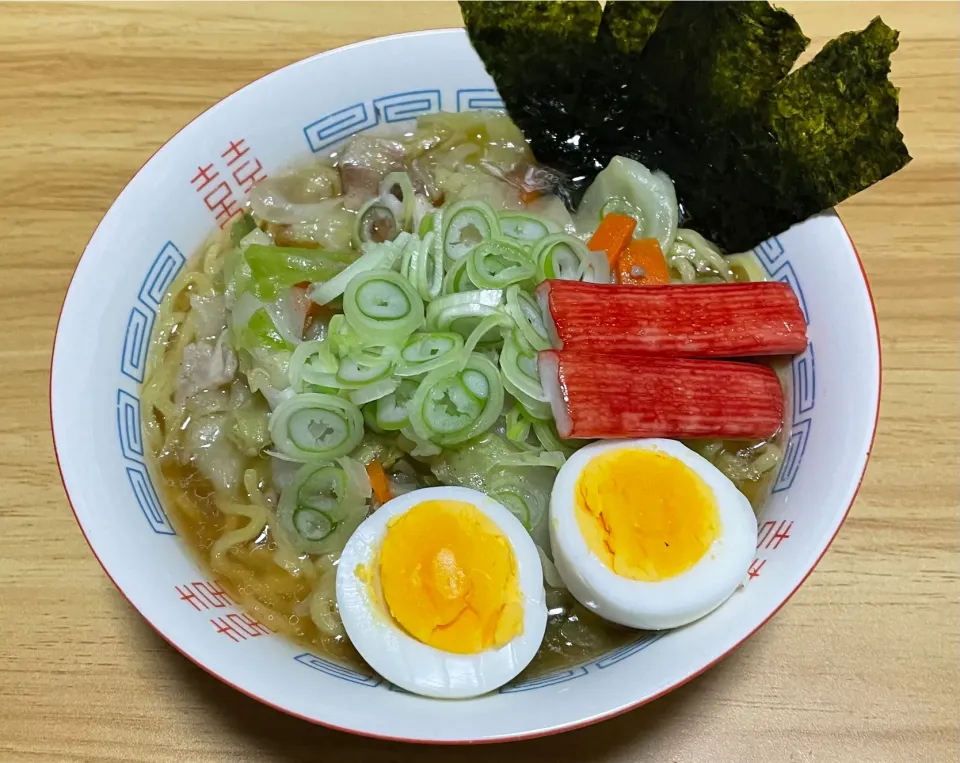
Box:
51 29 881 743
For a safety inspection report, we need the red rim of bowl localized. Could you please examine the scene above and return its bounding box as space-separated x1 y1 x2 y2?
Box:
48 29 883 746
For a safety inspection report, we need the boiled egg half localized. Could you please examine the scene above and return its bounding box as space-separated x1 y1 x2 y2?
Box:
550 439 757 630
336 486 547 698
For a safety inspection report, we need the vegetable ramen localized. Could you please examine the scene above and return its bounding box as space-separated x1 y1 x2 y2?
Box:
142 110 789 684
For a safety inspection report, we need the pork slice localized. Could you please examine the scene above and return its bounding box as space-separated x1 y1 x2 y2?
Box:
338 136 405 211
176 332 238 402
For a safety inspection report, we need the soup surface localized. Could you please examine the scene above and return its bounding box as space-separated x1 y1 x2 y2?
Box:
143 111 785 678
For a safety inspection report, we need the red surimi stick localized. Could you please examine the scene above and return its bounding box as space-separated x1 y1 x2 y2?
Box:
537 280 807 357
538 351 784 440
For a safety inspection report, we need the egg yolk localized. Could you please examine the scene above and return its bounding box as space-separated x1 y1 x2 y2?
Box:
575 449 721 582
378 500 523 654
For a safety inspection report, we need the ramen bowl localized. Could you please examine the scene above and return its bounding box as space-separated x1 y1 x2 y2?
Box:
51 29 881 743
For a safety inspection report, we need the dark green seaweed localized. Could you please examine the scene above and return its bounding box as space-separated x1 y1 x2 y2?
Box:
460 1 601 175
459 1 911 253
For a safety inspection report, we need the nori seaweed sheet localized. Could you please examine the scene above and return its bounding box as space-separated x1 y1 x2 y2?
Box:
460 1 602 176
459 1 912 253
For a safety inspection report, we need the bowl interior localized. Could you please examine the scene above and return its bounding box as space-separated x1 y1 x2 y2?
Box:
51 28 880 742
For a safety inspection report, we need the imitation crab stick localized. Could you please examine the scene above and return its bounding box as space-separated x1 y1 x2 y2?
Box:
587 213 637 267
536 280 807 357
538 351 784 440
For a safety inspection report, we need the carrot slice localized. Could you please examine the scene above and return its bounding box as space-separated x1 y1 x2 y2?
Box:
290 283 311 312
519 189 541 205
587 213 637 267
294 283 334 337
617 238 670 285
366 461 393 506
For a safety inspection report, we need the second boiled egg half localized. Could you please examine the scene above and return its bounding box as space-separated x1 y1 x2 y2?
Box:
336 486 547 698
550 439 757 630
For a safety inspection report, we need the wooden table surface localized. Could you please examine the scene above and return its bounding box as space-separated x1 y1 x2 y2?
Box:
1 2 957 761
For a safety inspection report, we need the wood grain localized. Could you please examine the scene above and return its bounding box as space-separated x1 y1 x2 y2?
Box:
0 3 957 761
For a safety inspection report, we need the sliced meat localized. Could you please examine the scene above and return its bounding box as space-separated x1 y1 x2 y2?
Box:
176 332 238 402
183 412 244 495
189 293 228 342
338 136 405 211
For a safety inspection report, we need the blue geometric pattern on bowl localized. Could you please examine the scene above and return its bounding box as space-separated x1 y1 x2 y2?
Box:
499 632 666 693
456 88 505 112
116 88 816 688
121 242 184 383
303 90 442 153
293 653 383 688
116 241 184 535
753 237 815 493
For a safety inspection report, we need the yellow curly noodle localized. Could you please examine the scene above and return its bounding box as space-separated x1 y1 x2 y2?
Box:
142 231 351 660
140 247 214 457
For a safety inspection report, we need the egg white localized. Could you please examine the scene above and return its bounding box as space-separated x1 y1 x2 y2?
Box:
336 486 548 698
550 439 757 631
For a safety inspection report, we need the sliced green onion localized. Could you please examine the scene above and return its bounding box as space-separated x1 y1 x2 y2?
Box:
461 313 512 360
363 404 384 433
398 232 421 282
345 343 400 367
418 210 437 238
354 197 400 247
498 211 558 242
500 332 548 403
505 405 533 445
379 172 415 230
327 315 401 367
504 375 553 420
531 233 591 282
395 331 465 377
408 353 504 447
532 419 570 453
336 356 393 387
348 377 400 406
343 268 424 344
580 249 612 284
441 256 478 294
374 379 418 430
441 199 499 262
505 285 551 351
398 425 443 458
289 340 338 390
308 233 411 305
270 393 364 462
414 231 444 302
489 479 546 532
277 458 370 554
426 289 505 339
466 238 537 289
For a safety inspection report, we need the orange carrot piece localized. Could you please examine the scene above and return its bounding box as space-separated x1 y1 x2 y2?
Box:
587 213 637 267
617 238 670 286
519 188 541 205
290 283 311 313
292 282 334 336
366 461 393 505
